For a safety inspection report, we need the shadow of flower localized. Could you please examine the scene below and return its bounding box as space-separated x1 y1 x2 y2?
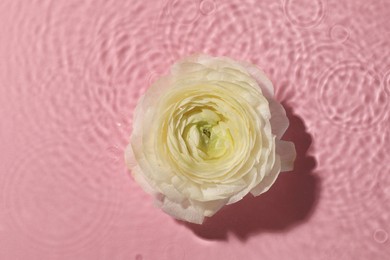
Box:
181 104 320 240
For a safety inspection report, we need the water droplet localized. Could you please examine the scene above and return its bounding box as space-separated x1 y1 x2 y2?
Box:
283 0 326 28
199 0 216 15
170 0 200 24
373 229 388 243
330 25 349 43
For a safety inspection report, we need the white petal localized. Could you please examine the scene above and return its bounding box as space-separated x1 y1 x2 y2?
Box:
171 61 206 75
124 143 138 170
156 197 205 224
241 62 275 98
269 99 289 139
250 155 281 196
125 143 156 194
226 168 258 204
276 140 296 172
191 199 228 217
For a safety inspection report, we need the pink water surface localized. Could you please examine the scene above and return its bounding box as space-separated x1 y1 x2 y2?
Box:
0 0 389 259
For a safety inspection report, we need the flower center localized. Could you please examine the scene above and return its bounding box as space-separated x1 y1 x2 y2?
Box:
201 127 211 139
197 123 213 150
183 117 232 160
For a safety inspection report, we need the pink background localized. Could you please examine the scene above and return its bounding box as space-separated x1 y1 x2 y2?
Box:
1 0 389 259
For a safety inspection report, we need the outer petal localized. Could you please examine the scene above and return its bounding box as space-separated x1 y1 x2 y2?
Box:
241 61 275 98
276 139 296 172
125 142 158 195
156 196 205 224
268 99 289 139
250 155 281 196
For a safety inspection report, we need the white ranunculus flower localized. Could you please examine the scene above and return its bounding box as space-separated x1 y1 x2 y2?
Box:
125 55 296 224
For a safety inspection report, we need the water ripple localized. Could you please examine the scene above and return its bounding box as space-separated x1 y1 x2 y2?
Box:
329 24 349 43
2 140 121 255
157 0 256 60
376 132 390 204
317 60 389 132
289 41 358 102
383 69 390 96
84 25 136 87
249 1 304 97
82 3 169 138
316 129 383 220
169 0 200 24
374 229 389 244
282 0 326 28
199 0 216 15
